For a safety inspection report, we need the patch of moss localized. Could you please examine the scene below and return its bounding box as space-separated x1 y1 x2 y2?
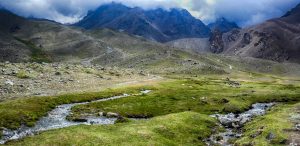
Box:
70 79 300 119
16 70 30 79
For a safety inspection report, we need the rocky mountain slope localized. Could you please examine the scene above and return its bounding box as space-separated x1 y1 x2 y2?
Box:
0 9 113 63
74 3 211 42
165 18 239 54
1 7 300 77
208 17 240 33
219 3 300 63
165 38 210 53
0 9 224 74
0 10 32 62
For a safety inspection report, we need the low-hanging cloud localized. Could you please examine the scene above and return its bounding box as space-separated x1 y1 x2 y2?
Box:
0 0 299 26
190 0 300 26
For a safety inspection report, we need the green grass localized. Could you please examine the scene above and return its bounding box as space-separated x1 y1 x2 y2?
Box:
69 79 300 120
0 86 154 129
14 37 52 63
16 70 30 79
0 76 299 145
235 103 300 145
6 112 217 146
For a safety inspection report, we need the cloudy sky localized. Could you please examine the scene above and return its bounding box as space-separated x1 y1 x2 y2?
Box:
0 0 299 26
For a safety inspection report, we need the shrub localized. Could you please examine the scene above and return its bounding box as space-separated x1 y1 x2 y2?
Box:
16 70 30 79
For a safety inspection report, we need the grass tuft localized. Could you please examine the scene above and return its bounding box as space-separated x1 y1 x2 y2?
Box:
16 70 30 79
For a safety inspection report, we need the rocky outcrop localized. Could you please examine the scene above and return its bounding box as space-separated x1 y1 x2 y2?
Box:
209 29 224 53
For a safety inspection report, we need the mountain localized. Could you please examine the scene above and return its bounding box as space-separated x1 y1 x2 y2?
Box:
0 9 226 74
0 9 33 62
0 9 110 63
213 3 300 63
74 3 211 42
208 17 239 33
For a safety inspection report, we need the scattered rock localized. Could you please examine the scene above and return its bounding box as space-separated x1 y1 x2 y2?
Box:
200 98 209 105
214 103 275 135
55 72 61 75
266 132 276 141
68 79 74 82
250 130 263 138
73 118 88 122
4 80 14 86
215 135 223 141
98 112 104 116
106 112 119 118
220 98 229 103
139 71 146 76
115 116 129 123
295 124 300 131
225 77 241 87
34 93 41 95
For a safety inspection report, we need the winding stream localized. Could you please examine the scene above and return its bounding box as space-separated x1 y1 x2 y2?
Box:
0 90 151 144
206 103 275 146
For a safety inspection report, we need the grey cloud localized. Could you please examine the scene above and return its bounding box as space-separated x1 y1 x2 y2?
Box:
191 0 300 26
0 0 299 26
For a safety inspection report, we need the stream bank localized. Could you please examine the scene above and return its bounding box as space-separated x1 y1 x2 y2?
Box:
206 103 275 146
0 90 151 144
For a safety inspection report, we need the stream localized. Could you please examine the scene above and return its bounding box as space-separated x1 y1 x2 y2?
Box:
0 90 151 144
206 103 275 146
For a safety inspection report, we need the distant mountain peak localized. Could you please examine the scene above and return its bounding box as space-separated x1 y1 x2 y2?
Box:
208 17 239 33
74 3 211 42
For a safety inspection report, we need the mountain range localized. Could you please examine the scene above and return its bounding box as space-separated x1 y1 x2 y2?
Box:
0 2 299 66
74 3 211 42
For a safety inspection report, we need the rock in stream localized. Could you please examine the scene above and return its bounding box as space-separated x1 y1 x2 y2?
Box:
206 103 275 146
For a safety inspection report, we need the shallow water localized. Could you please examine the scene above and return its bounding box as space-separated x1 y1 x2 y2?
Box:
206 103 275 146
0 90 151 144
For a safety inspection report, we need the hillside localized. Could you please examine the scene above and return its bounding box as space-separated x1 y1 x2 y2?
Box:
165 38 210 53
1 9 300 77
0 9 114 63
219 4 300 63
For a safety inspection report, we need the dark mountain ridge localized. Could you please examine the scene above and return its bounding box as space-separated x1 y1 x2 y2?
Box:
74 3 211 42
208 17 240 33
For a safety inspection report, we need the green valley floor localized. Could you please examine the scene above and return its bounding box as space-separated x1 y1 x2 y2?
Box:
0 73 300 146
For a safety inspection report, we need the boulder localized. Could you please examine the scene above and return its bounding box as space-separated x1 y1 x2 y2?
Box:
295 124 300 131
73 118 88 122
266 132 276 140
4 79 14 86
106 112 119 118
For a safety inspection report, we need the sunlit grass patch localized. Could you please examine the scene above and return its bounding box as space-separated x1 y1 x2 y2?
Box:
235 103 300 145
